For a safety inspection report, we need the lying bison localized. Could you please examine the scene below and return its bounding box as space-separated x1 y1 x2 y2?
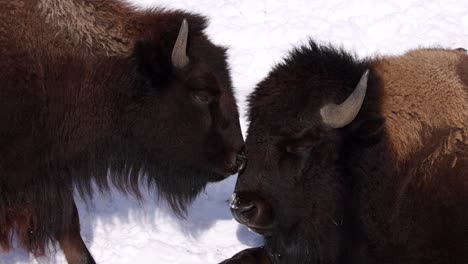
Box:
223 43 467 263
0 1 244 263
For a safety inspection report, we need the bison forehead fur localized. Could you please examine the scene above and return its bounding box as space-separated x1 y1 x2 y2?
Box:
237 41 467 264
0 0 243 258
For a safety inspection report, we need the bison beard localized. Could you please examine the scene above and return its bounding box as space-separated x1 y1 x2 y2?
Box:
265 230 326 264
71 140 220 215
0 144 217 256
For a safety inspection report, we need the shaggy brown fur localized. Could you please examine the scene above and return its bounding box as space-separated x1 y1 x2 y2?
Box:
38 0 133 55
1 0 211 56
374 49 468 164
1 1 244 263
223 43 467 264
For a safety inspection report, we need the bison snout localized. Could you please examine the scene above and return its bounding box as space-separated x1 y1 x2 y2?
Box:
230 192 274 236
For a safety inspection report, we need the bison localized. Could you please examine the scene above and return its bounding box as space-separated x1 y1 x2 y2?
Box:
223 42 467 264
0 1 245 263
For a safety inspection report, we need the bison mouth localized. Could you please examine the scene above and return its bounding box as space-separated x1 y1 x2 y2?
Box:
207 171 231 182
248 226 275 237
204 162 240 182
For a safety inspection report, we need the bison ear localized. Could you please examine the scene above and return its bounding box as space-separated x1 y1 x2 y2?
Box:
345 114 385 145
133 40 173 88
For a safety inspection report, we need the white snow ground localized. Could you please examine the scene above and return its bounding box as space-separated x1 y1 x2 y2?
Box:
1 0 467 263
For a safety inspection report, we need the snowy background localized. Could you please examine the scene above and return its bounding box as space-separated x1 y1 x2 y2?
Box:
2 0 467 263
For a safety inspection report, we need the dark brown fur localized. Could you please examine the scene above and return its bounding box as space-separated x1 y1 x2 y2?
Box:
1 0 244 262
223 42 467 264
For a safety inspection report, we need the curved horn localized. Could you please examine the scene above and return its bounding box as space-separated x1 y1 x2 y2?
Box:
171 19 190 68
320 70 369 128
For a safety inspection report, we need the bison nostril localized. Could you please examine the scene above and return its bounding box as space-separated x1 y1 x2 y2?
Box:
239 205 257 223
230 193 275 234
231 202 257 224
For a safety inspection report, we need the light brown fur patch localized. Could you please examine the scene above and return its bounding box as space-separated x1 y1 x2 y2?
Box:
372 50 468 173
38 0 133 55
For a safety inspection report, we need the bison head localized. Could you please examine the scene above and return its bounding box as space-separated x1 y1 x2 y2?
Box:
100 18 245 214
230 42 384 262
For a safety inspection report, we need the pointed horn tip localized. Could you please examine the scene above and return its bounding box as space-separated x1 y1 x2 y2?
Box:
180 18 188 30
362 69 370 82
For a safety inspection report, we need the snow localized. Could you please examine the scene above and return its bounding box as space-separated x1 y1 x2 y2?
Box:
2 0 467 263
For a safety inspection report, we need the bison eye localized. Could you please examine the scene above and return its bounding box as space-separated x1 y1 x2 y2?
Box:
284 135 321 155
285 145 311 154
191 91 213 104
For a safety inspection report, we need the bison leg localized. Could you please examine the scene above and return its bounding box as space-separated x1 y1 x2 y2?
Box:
58 200 96 264
220 247 272 264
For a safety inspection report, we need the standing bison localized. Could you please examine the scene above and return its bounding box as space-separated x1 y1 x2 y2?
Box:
0 1 244 263
223 42 467 263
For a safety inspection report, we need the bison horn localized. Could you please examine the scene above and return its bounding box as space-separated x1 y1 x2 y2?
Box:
320 70 369 128
171 19 190 69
